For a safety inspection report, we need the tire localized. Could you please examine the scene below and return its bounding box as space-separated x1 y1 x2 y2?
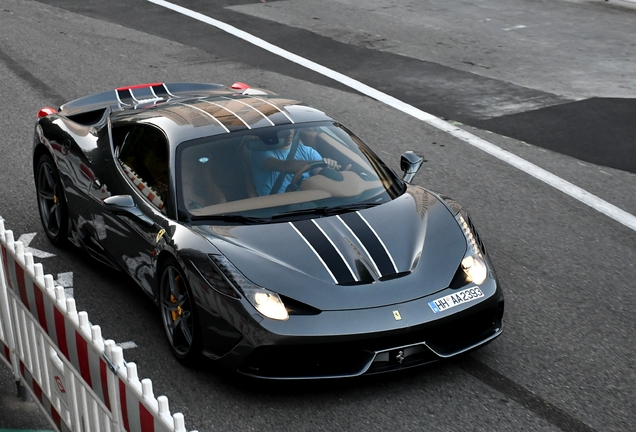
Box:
35 154 69 246
159 258 201 365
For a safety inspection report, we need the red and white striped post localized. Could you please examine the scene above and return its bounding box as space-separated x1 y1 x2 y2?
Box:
0 215 195 432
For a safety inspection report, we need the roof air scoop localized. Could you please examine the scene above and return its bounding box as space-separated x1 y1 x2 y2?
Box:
116 83 168 107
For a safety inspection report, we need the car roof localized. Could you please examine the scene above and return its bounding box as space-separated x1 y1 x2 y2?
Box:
59 82 333 145
113 94 333 144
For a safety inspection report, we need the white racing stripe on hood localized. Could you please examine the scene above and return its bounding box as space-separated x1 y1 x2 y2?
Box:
288 222 338 284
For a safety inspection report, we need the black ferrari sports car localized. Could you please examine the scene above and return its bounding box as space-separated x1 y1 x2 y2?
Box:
33 82 503 379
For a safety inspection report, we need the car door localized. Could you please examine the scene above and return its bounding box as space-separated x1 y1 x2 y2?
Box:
93 124 172 297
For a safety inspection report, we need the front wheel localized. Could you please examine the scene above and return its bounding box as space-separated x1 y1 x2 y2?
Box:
35 153 69 245
159 258 201 364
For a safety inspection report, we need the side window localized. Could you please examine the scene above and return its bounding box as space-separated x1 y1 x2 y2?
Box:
117 125 169 212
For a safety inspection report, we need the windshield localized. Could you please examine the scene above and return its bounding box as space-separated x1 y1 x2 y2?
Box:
176 121 405 223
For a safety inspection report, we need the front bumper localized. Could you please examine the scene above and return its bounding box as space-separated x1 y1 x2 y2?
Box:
200 277 504 379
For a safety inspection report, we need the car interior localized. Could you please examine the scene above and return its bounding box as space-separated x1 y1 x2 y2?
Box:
179 124 392 218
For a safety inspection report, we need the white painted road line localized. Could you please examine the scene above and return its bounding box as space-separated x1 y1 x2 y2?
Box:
116 341 137 349
55 272 73 288
55 272 74 298
17 232 55 258
148 0 636 233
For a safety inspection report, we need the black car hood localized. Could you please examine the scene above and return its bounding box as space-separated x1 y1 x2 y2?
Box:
191 187 467 311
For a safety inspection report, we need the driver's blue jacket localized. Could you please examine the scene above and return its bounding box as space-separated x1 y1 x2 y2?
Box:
251 144 321 196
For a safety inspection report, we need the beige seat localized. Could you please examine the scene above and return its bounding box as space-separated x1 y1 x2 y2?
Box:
181 151 226 210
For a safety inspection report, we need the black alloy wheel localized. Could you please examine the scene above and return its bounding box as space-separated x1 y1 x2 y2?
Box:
35 154 68 245
160 259 201 364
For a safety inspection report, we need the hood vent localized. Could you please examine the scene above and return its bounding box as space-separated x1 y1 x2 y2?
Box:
379 271 411 282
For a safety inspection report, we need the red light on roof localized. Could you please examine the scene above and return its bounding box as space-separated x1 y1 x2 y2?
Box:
116 83 164 91
230 82 250 90
37 107 57 119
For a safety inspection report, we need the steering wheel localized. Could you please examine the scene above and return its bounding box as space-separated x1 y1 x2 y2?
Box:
290 160 328 188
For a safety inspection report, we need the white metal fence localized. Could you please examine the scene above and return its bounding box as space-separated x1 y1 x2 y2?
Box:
0 216 196 432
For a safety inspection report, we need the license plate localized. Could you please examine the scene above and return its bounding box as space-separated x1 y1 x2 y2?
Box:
428 286 484 313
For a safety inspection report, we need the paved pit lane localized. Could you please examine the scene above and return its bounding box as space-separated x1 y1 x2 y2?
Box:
1 1 635 431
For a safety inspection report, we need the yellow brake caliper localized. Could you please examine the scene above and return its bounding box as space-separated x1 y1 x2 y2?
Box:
170 275 183 322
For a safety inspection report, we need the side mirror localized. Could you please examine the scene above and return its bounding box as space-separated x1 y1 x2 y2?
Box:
400 151 423 183
104 195 154 227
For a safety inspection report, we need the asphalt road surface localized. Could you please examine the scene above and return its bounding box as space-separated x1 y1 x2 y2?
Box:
1 0 635 431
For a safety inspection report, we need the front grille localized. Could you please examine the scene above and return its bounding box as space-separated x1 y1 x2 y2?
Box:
366 345 440 375
240 344 375 378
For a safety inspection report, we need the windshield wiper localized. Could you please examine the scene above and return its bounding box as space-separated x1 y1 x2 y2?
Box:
270 202 381 220
326 202 381 213
191 214 269 224
270 207 330 219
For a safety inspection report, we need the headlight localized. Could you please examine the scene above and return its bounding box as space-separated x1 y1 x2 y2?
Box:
243 288 289 321
208 254 289 321
461 254 487 285
456 213 488 285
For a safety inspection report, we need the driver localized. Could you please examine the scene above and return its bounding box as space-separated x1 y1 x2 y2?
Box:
250 129 341 196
